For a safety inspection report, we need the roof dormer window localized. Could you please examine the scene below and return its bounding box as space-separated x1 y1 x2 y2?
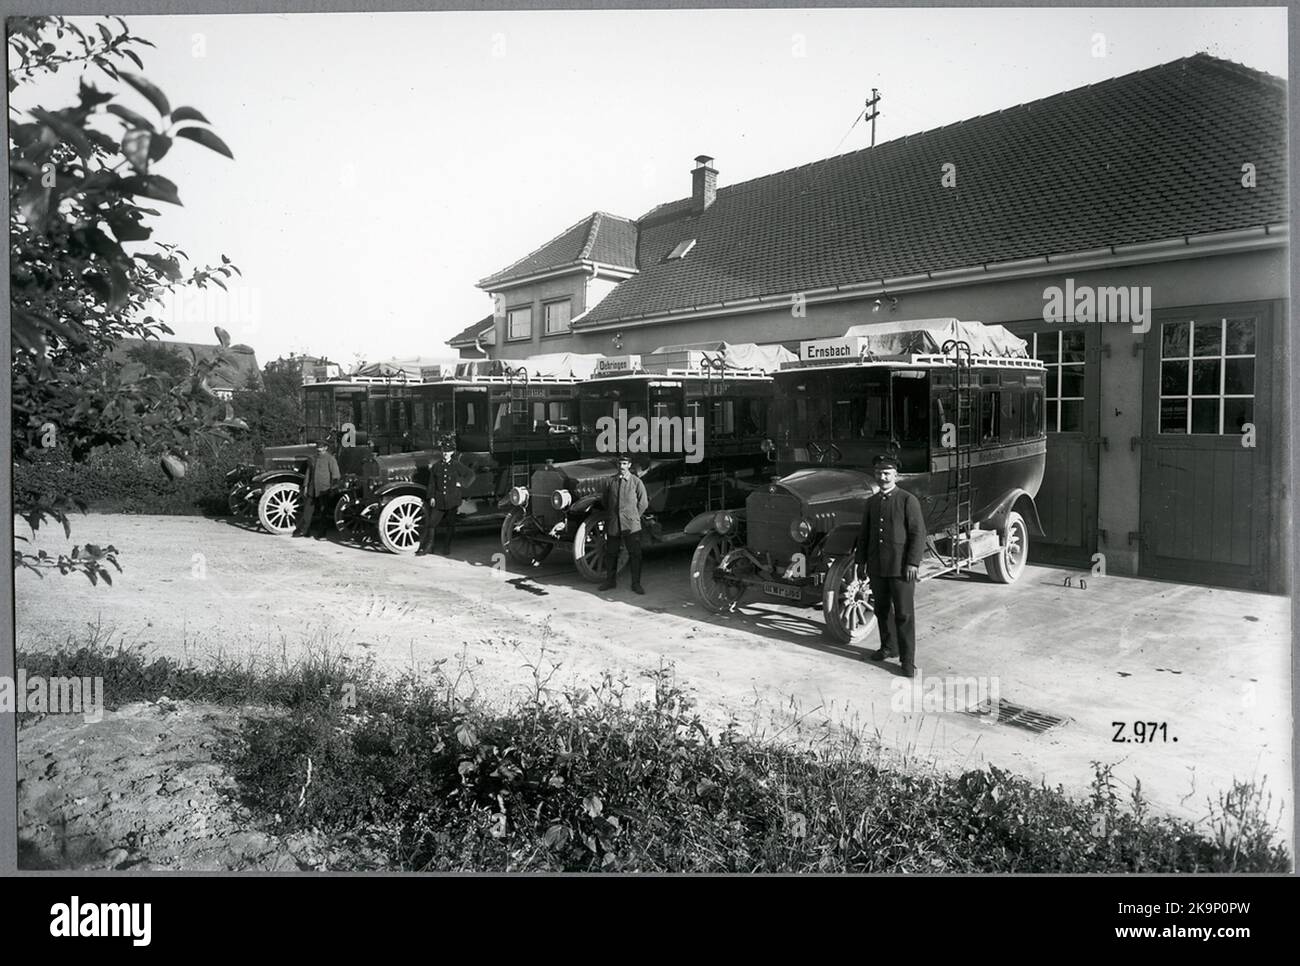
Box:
667 238 696 261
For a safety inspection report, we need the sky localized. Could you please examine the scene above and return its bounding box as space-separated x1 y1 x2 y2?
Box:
10 7 1289 367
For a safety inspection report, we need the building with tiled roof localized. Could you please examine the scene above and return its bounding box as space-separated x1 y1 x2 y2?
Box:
446 313 495 358
464 53 1289 593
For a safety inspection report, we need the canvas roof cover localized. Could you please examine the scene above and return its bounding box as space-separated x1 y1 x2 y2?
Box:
840 318 1029 357
454 353 604 380
649 341 796 372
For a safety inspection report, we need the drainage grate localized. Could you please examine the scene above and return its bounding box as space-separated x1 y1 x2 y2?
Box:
964 699 1070 734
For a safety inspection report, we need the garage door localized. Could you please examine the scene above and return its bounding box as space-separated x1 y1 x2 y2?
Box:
1006 321 1101 568
1139 305 1276 590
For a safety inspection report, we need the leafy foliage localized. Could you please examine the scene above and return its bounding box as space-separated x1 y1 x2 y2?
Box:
124 339 190 380
231 356 307 446
29 637 1276 873
9 15 242 578
18 639 1291 872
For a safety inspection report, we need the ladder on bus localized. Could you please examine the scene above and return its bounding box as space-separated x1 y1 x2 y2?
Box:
701 352 729 510
507 366 533 490
942 338 975 573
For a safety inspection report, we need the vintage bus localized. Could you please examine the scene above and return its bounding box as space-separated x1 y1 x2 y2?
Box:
499 343 792 582
687 319 1048 644
348 354 602 553
228 374 397 534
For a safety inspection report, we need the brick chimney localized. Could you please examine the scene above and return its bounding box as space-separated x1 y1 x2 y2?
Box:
691 155 717 212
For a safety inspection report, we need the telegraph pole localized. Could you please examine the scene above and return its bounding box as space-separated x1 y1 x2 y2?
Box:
865 88 881 147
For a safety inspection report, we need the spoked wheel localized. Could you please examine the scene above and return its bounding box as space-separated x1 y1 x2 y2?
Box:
573 515 628 583
257 482 302 535
822 556 879 645
333 493 358 537
985 511 1029 584
690 533 747 613
501 508 553 566
377 495 425 555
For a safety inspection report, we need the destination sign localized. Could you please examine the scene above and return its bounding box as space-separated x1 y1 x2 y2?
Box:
799 338 863 362
595 355 642 375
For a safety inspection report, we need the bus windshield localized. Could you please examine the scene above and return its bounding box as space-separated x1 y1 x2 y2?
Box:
578 379 651 440
775 368 928 469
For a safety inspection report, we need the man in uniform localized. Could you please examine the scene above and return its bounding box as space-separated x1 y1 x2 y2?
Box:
598 454 649 594
417 440 475 556
854 454 926 676
294 439 340 540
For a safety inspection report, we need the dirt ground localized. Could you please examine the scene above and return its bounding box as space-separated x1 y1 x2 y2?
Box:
13 512 1294 867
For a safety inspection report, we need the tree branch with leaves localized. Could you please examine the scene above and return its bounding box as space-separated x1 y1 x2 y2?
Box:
10 14 244 583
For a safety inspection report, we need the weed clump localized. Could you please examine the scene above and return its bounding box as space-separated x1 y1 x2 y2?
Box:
19 642 1292 873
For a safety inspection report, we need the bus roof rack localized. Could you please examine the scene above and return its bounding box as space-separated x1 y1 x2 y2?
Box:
794 318 1038 368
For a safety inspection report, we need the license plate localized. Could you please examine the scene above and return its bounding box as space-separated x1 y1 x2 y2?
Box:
762 582 802 601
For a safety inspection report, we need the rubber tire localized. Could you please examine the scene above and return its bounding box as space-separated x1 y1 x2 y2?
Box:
689 533 745 613
257 482 302 536
501 508 554 566
985 511 1029 584
573 515 628 583
377 495 425 555
822 556 879 645
333 492 356 536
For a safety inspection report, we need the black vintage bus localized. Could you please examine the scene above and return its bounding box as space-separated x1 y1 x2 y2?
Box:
687 319 1048 644
349 355 600 554
228 374 395 534
499 343 791 582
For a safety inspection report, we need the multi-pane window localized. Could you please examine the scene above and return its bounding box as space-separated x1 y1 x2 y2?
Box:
1159 318 1256 435
1031 330 1085 432
544 299 571 335
507 306 532 341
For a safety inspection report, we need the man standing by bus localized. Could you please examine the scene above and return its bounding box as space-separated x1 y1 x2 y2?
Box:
417 440 475 556
599 454 649 594
855 454 926 677
294 439 340 540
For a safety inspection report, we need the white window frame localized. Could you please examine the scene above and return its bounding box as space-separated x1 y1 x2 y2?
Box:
507 305 532 341
1031 330 1086 433
1158 317 1256 435
543 299 572 336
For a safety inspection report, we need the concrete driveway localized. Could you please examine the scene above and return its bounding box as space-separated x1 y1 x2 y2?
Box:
14 513 1293 844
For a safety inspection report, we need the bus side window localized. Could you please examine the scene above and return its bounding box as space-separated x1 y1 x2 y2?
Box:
980 391 1000 443
931 396 948 448
1025 391 1043 436
1001 389 1021 442
711 399 736 436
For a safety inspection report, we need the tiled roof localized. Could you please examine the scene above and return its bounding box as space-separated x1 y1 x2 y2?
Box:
478 211 638 288
110 339 262 392
571 53 1285 326
447 313 495 346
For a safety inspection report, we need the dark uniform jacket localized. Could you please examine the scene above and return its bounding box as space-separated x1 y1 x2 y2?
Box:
426 458 476 510
602 473 649 535
855 486 926 577
302 452 341 497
